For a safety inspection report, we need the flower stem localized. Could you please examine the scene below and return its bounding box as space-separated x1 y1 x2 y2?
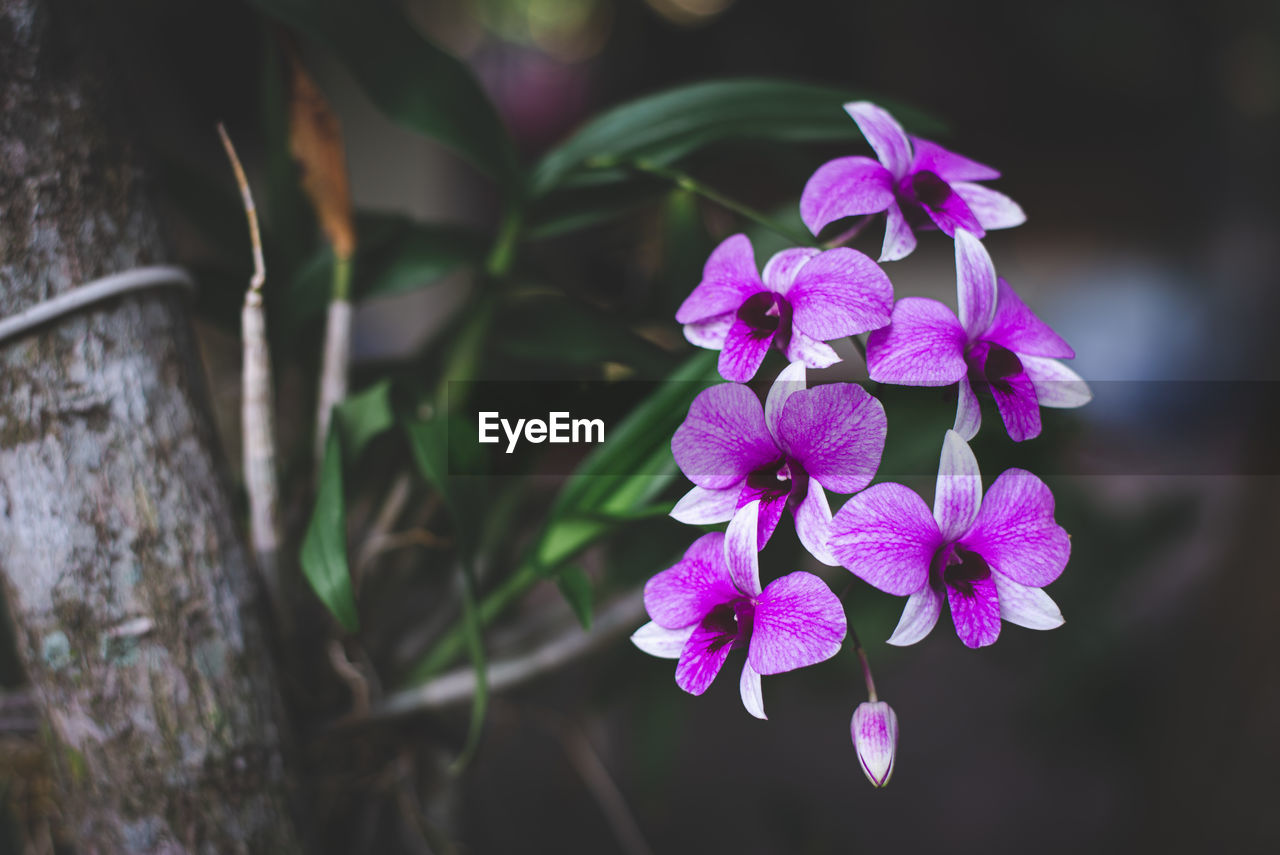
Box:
630 160 816 248
849 625 878 703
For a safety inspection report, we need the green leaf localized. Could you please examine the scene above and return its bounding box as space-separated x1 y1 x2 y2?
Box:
336 379 395 459
555 567 593 630
250 0 520 187
494 293 672 374
530 78 945 195
300 429 359 632
290 213 486 324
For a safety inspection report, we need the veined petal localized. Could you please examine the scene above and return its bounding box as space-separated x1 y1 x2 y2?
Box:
787 248 894 340
799 156 895 235
761 247 821 294
675 619 735 695
886 587 944 646
777 382 887 494
851 701 899 787
683 312 734 349
764 361 807 445
866 297 967 386
643 532 739 629
922 183 984 238
933 430 983 542
909 137 1000 182
992 574 1064 631
844 101 913 178
670 484 738 525
1022 356 1092 408
736 484 790 550
963 469 1070 588
675 234 762 323
952 182 1026 231
672 383 778 489
740 662 766 719
948 574 1002 648
631 621 695 658
985 277 1074 358
830 483 941 596
718 319 775 382
785 328 841 370
990 370 1042 442
794 480 837 566
955 229 997 338
953 375 982 440
725 500 762 596
880 202 917 262
749 572 847 675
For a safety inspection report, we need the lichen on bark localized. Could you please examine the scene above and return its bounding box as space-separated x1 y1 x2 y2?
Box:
0 0 302 850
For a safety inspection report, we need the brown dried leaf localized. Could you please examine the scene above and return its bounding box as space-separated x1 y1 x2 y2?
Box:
286 45 355 259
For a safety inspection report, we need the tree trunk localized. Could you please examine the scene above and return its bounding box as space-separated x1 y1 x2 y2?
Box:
0 1 302 851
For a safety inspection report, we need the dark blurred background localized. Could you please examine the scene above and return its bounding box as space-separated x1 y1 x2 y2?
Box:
15 0 1280 852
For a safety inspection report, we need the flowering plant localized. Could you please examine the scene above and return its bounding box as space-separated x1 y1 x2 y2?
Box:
634 100 1088 787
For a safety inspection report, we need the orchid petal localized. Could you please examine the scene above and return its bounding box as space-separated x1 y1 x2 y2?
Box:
764 361 807 445
989 370 1042 442
948 574 1002 648
643 533 739 629
985 277 1074 358
880 202 917 262
794 481 838 566
830 483 941 596
866 297 967 386
749 572 847 675
675 234 762 324
933 429 983 542
954 229 997 338
909 137 1000 182
921 184 984 238
851 701 899 787
672 383 778 489
675 619 735 695
1022 355 1092 408
777 382 886 494
799 156 895 235
784 328 841 370
670 484 738 525
953 375 982 440
787 248 894 341
952 182 1026 231
725 500 762 596
963 469 1070 588
631 621 695 658
718 319 775 382
844 101 913 178
740 662 766 719
992 574 1064 631
682 312 734 349
886 587 944 646
761 247 821 294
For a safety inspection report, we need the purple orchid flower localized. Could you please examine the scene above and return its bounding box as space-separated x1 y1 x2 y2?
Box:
866 229 1090 442
829 430 1069 649
670 362 886 564
631 504 847 718
675 233 893 382
800 101 1025 262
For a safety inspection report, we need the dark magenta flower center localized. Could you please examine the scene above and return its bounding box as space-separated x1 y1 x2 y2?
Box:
966 341 1024 393
737 291 793 352
929 543 991 598
907 170 952 210
702 599 756 651
746 457 810 512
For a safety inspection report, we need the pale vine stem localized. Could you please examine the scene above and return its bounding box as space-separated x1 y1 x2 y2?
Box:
313 257 352 472
218 123 285 625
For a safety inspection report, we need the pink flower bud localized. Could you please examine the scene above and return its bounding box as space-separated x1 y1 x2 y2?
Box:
851 700 898 788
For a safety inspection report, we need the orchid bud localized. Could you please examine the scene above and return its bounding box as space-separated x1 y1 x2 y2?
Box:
851 700 898 788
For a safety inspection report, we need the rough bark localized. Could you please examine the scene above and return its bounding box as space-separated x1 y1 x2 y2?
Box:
0 1 302 851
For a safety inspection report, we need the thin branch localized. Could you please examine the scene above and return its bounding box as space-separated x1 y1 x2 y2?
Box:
218 123 285 625
370 589 646 719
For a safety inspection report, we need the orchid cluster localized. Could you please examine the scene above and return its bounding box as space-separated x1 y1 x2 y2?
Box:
632 102 1089 788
